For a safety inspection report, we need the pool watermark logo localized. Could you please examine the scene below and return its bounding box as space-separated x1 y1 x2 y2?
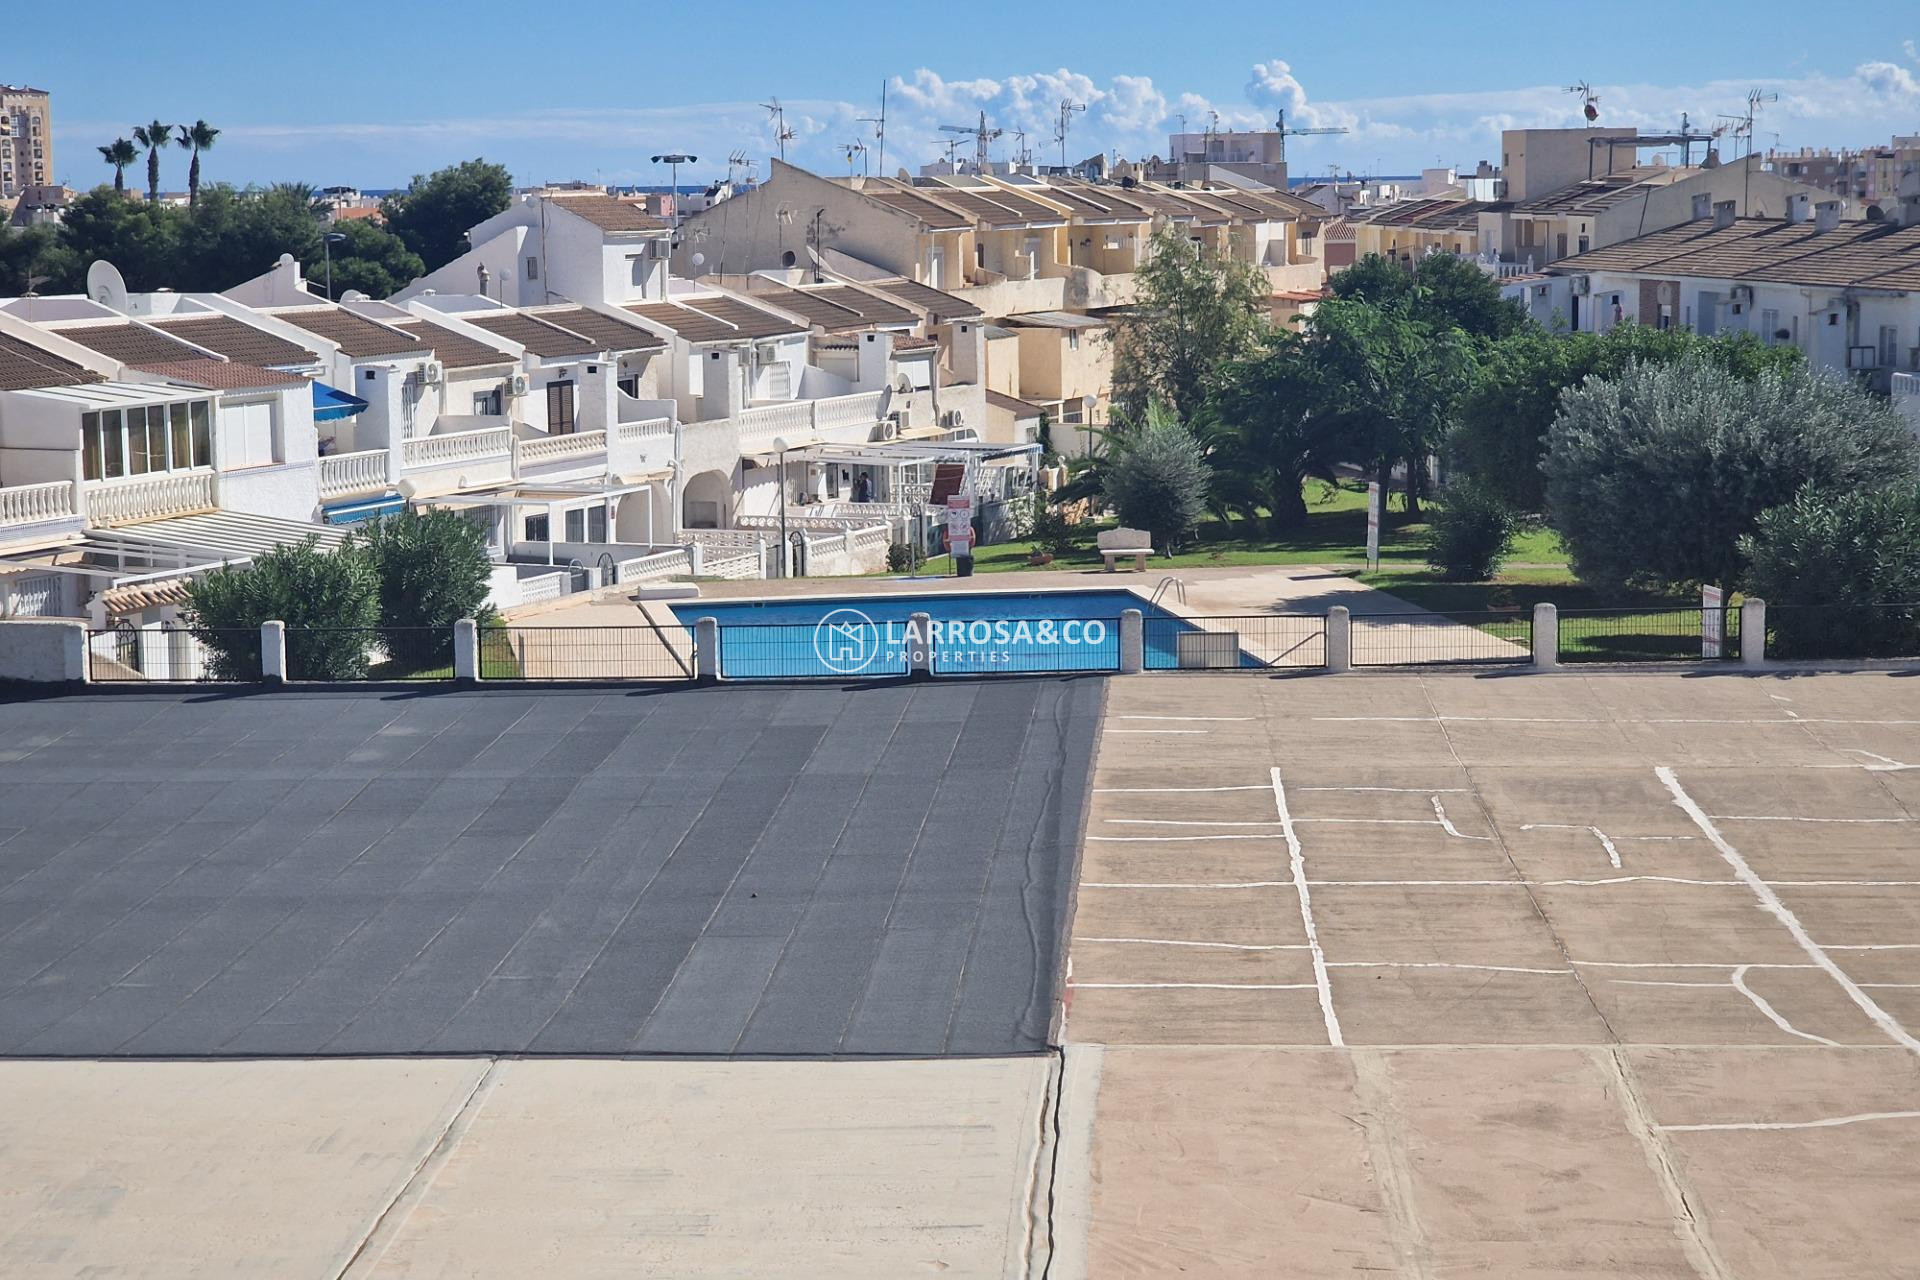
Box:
814 607 883 674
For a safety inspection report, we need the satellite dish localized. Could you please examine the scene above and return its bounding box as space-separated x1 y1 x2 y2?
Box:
86 261 129 313
341 289 370 303
691 251 706 267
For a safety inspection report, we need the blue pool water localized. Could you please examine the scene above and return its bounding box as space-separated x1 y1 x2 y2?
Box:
670 589 1217 679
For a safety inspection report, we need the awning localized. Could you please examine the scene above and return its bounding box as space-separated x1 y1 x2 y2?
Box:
312 381 369 422
321 494 405 525
105 510 352 559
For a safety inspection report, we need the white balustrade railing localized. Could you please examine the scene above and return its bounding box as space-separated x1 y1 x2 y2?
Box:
402 426 513 471
1894 371 1920 400
317 449 392 500
815 391 886 432
616 547 693 584
701 549 764 580
85 471 215 526
734 391 890 447
617 416 672 442
0 479 77 528
516 429 607 470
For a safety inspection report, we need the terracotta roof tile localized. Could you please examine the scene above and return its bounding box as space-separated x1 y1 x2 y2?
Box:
391 318 516 371
48 321 204 365
529 306 668 352
133 359 308 391
463 311 601 358
146 314 320 367
0 331 104 391
264 305 428 359
548 194 672 233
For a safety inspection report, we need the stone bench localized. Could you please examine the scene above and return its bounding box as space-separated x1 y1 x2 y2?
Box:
1097 527 1153 572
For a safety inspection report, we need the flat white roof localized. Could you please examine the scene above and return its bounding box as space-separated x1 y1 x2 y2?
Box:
5 380 207 408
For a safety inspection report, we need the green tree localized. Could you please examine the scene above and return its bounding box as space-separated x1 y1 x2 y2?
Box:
380 159 513 273
1102 401 1212 555
170 183 322 292
351 508 495 669
1543 358 1917 594
174 120 219 206
1110 222 1270 425
184 538 379 680
1741 485 1920 657
1207 328 1351 528
50 187 184 291
1304 298 1477 516
0 224 73 296
97 138 138 193
1453 324 1806 513
1329 251 1524 341
1425 481 1519 580
317 217 427 299
132 121 174 205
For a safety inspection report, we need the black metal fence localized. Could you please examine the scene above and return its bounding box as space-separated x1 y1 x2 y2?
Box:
719 621 911 680
1765 602 1920 660
932 616 1119 675
281 627 453 681
1558 607 1739 664
86 625 261 682
1144 614 1325 670
1351 611 1531 666
485 625 696 681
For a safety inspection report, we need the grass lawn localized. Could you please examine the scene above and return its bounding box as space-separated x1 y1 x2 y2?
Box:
970 480 1569 574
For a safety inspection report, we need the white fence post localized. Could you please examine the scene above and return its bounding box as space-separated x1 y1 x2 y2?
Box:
1741 597 1766 667
261 620 287 684
688 542 705 577
1324 606 1351 673
695 617 720 682
454 618 479 681
64 621 89 683
909 610 933 679
1119 608 1144 674
1531 603 1558 670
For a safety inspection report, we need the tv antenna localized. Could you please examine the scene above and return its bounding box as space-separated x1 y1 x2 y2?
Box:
857 81 888 175
761 97 795 161
939 137 964 168
1055 98 1086 168
726 150 747 185
1566 81 1600 124
1011 129 1033 168
1274 107 1347 169
940 110 1004 174
838 139 869 176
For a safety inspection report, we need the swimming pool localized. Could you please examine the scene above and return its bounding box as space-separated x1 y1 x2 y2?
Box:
669 588 1213 679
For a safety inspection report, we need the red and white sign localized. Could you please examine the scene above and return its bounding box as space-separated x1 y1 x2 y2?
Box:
1701 584 1724 658
946 494 975 554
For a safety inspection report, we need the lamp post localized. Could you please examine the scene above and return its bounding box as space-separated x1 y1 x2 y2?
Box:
650 153 697 235
321 232 347 301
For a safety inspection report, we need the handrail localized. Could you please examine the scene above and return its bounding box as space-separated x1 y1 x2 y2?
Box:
0 479 77 527
1150 576 1187 608
317 449 392 499
402 426 512 470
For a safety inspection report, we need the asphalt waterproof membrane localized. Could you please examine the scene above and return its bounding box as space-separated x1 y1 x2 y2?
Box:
0 679 1101 1057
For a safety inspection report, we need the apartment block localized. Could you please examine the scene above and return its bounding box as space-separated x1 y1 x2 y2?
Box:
0 84 53 201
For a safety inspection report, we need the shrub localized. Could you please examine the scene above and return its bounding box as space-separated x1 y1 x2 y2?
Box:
886 540 920 573
352 507 496 670
1101 401 1211 556
184 537 379 680
1425 484 1519 580
1741 484 1920 658
1029 500 1080 559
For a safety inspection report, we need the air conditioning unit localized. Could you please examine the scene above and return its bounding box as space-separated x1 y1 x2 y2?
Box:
880 419 901 440
508 373 530 397
421 360 444 385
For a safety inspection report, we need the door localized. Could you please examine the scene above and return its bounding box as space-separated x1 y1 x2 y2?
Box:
546 380 576 434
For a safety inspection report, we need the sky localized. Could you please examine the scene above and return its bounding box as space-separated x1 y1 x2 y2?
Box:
13 1 1920 193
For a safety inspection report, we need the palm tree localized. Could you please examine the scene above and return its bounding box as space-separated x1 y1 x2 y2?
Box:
131 120 173 205
174 120 219 206
97 138 138 193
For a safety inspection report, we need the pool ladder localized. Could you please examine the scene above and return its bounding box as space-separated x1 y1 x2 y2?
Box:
1149 576 1187 608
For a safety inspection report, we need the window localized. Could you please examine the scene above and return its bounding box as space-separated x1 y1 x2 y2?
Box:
220 401 277 469
189 401 212 466
81 399 211 480
617 375 640 399
563 506 607 542
473 388 502 415
525 513 549 541
1881 325 1899 370
525 256 540 281
546 380 576 433
1761 308 1780 345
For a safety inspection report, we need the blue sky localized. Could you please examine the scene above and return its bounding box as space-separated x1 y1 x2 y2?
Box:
15 1 1920 191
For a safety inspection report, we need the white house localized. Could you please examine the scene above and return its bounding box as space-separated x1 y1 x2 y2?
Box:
393 192 674 308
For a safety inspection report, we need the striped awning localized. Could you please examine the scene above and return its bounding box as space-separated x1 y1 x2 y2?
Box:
105 510 352 560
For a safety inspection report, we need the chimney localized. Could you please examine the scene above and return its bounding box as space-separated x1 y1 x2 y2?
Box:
1785 192 1811 225
947 320 984 385
1691 192 1712 221
855 330 893 391
1814 201 1841 233
1713 200 1737 230
699 349 741 421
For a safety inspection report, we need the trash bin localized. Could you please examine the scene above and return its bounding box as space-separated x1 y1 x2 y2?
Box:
955 553 974 578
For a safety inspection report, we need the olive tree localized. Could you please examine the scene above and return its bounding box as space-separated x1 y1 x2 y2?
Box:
1543 358 1917 593
1102 402 1211 555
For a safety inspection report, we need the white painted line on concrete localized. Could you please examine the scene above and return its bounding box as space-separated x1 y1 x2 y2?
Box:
1101 818 1287 827
1771 880 1920 887
1732 965 1844 1047
1575 961 1819 970
1075 937 1310 951
1059 990 1313 997
1430 794 1493 840
1658 765 1920 1055
1520 825 1696 871
1657 1112 1920 1133
1824 943 1920 950
1087 833 1287 843
1314 715 1599 723
1273 766 1344 1048
1324 961 1573 976
1609 980 1729 987
1092 785 1270 793
1842 750 1918 771
1708 815 1915 824
1117 715 1255 722
1304 877 1737 887
1317 715 1920 727
1105 729 1209 735
1297 786 1473 793
1294 817 1453 827
1859 983 1920 988
1081 881 1294 890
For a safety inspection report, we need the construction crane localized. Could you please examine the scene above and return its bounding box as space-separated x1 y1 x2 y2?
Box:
940 111 1004 174
761 97 796 162
1274 108 1348 169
